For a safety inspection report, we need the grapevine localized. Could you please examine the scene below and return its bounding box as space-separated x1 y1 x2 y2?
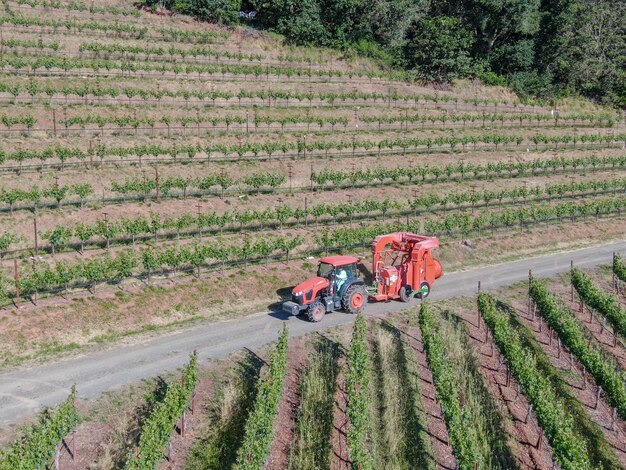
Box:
477 294 590 469
0 388 80 470
613 254 626 283
571 267 626 340
529 279 626 419
124 353 198 469
346 314 374 470
418 302 480 468
234 326 288 470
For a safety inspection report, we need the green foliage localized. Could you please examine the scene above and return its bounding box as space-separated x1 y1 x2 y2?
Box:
614 255 626 283
571 268 626 339
0 231 20 256
346 314 374 470
11 0 139 16
0 389 80 470
234 327 289 469
418 303 478 468
254 0 623 103
529 279 626 419
2 132 623 172
171 0 241 24
0 14 226 43
124 354 198 469
477 294 590 469
403 16 474 82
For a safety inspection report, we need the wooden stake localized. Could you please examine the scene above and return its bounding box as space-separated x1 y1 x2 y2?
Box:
14 259 19 301
570 260 574 301
525 404 533 424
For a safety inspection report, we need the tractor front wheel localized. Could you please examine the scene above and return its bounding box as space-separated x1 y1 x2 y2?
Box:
307 299 326 322
343 285 367 314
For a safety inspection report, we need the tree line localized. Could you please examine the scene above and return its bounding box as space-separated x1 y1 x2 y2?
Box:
145 0 624 106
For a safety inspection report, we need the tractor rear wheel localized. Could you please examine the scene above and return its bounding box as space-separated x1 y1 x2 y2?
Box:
399 285 412 302
343 285 367 314
307 299 326 322
418 282 431 299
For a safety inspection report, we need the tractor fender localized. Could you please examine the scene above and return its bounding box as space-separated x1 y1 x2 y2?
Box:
338 278 365 298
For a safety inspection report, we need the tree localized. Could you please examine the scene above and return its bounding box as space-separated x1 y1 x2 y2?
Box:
402 16 473 82
257 0 330 45
535 0 625 105
172 0 241 24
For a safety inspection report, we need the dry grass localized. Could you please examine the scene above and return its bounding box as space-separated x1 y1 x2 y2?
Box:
369 321 433 469
88 377 169 469
288 337 340 470
185 352 263 469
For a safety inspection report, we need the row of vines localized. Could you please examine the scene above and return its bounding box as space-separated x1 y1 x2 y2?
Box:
2 133 624 171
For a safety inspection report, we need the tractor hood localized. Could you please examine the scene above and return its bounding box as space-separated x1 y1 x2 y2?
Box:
292 276 330 302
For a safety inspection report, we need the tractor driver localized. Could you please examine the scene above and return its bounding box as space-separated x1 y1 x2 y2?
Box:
335 268 348 293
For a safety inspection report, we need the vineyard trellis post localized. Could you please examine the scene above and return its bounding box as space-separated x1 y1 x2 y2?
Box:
52 109 57 137
304 196 308 228
527 269 532 315
14 258 19 302
570 260 574 301
34 214 38 257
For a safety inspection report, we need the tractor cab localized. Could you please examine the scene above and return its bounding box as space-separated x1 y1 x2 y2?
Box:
282 255 368 322
317 256 360 299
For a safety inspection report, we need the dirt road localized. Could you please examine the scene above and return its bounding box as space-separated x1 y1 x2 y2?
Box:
0 240 624 427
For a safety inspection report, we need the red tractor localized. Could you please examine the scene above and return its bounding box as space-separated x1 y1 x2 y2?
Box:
283 232 443 322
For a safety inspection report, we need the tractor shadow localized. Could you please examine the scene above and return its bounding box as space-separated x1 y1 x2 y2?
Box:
267 285 310 322
357 262 373 284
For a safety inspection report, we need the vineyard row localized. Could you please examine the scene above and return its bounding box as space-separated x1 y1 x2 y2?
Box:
2 154 624 213
0 154 626 213
0 80 546 110
5 0 140 17
3 178 621 257
2 132 624 173
477 294 589 469
0 14 228 43
1 110 617 137
529 279 626 419
2 196 625 305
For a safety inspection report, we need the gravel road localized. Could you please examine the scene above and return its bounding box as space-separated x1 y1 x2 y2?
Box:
0 240 624 427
